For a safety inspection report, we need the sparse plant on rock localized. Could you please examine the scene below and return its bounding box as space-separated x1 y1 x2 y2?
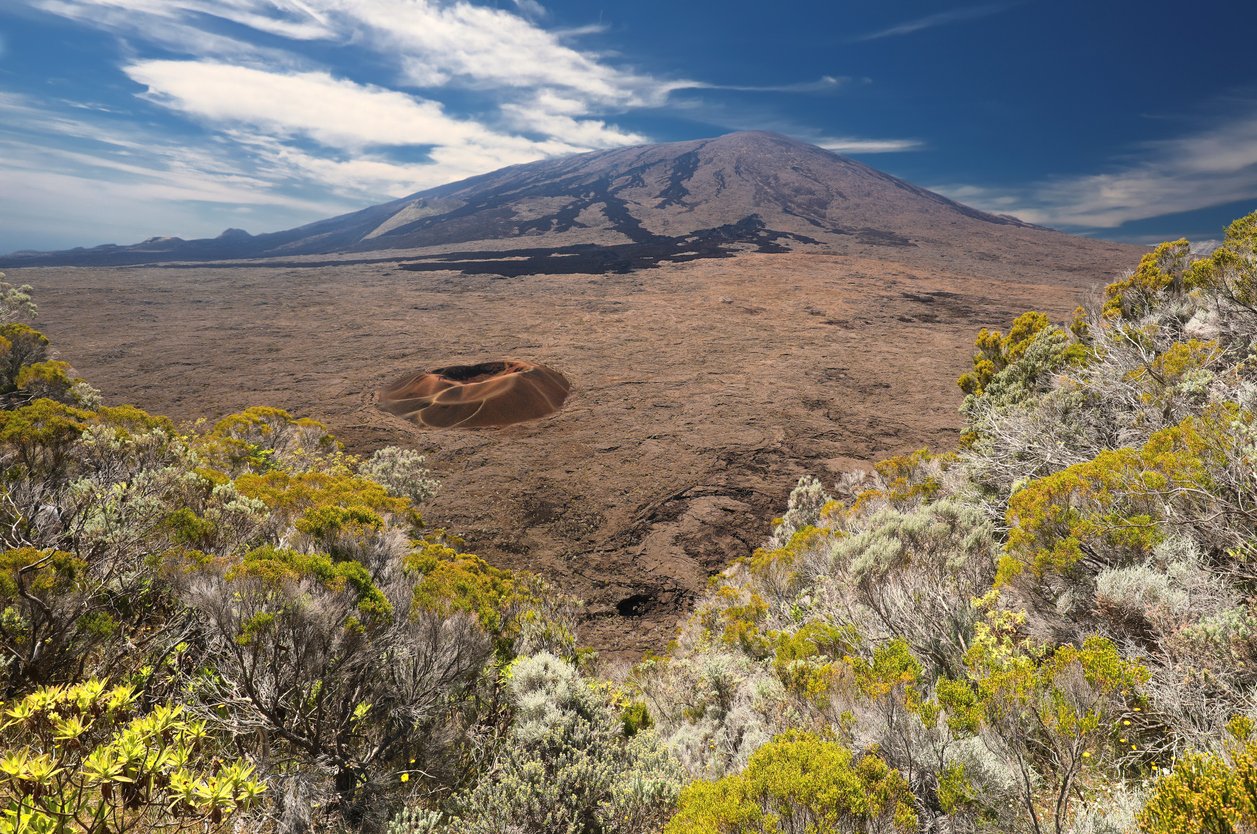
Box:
360 446 440 506
0 276 37 326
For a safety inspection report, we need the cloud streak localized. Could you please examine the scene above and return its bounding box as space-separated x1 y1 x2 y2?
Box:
694 76 855 94
819 136 924 154
0 92 356 251
855 3 1019 41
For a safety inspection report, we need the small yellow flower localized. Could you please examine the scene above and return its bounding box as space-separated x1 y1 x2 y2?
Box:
1082 751 1092 758
400 773 410 783
1120 737 1127 743
1131 745 1138 751
1122 720 1131 726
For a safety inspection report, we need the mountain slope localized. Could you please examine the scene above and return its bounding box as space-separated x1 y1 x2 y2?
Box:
5 131 1101 270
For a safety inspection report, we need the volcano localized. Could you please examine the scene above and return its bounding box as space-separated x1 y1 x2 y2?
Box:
5 131 1118 275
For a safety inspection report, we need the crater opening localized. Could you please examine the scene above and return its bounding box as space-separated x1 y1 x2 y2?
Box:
433 362 511 383
377 360 571 429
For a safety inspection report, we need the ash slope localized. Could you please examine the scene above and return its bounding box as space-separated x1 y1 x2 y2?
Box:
11 131 1069 269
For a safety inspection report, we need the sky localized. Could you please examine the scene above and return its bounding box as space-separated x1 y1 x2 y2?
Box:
0 0 1255 253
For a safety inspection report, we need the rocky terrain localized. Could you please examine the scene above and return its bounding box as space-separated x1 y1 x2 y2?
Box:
4 131 1144 660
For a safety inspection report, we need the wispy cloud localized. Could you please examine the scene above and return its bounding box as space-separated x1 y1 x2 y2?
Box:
125 60 593 158
930 102 1257 230
0 92 354 251
695 76 856 94
819 136 924 154
510 0 547 20
855 3 1020 41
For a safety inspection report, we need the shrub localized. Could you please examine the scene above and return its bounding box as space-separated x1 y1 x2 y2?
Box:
1102 240 1193 321
958 310 1056 396
0 404 200 691
176 540 498 828
663 731 917 834
0 276 37 326
964 622 1149 834
767 476 830 550
199 406 345 476
821 500 997 676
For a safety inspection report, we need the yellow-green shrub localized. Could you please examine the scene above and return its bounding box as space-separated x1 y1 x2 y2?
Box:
958 311 1055 396
1102 240 1192 320
664 730 917 834
1137 740 1257 834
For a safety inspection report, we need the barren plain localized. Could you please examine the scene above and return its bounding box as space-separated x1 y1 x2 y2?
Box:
11 244 1138 662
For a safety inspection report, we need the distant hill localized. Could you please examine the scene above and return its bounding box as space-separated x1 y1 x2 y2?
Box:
2 131 1130 273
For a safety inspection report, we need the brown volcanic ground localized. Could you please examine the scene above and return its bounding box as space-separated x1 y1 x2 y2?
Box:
15 248 1137 663
5 132 1146 663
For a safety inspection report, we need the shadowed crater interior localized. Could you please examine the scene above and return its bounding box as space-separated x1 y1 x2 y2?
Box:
377 360 571 428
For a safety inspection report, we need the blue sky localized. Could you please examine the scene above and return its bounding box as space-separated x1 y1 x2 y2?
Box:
1 0 1255 253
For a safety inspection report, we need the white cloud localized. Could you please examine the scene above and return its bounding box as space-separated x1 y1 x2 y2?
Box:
0 96 356 251
0 162 340 252
339 0 675 104
122 60 625 190
500 90 647 149
31 0 315 61
36 0 335 41
236 140 451 198
31 0 680 106
931 106 1257 230
126 61 490 150
226 129 560 200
